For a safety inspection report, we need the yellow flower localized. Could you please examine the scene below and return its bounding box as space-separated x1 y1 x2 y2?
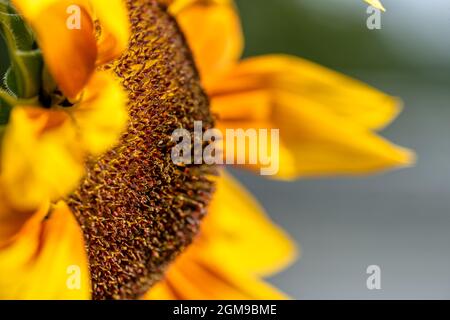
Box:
0 0 412 300
0 1 129 213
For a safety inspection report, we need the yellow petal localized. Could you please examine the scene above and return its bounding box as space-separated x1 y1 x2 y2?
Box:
0 201 90 299
0 72 127 211
145 171 296 299
13 0 130 98
203 171 297 276
208 55 414 179
145 281 176 299
209 55 401 130
13 0 98 99
12 0 66 16
0 196 48 246
272 92 413 178
216 94 414 179
89 0 130 64
171 0 243 84
0 106 84 211
71 71 128 155
145 252 288 300
365 0 385 11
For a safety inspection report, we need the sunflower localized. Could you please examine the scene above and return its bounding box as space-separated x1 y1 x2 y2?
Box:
144 0 412 299
0 0 411 300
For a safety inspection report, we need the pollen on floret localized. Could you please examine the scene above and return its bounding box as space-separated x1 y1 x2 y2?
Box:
67 0 216 300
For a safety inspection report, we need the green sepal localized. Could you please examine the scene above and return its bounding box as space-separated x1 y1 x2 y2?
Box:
6 48 43 98
0 87 14 125
3 67 17 96
0 8 42 99
0 6 35 50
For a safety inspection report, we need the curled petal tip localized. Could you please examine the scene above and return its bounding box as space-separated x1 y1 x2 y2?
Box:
365 0 386 12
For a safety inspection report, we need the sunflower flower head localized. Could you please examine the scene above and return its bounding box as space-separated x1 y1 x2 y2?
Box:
0 0 217 300
0 0 413 301
67 0 216 298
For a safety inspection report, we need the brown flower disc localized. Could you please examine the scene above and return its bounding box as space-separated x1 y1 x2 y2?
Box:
67 0 215 300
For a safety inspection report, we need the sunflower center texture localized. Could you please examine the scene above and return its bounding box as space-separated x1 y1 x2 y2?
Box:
67 0 215 300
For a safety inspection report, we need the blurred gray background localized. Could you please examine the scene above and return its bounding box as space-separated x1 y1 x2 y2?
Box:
232 0 450 299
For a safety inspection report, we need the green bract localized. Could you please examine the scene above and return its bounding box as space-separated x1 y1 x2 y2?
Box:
0 1 42 126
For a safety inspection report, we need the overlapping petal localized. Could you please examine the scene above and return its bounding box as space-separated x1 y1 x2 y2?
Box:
203 171 297 276
171 0 243 84
145 252 288 299
12 0 130 98
0 106 84 211
208 55 402 130
145 172 296 299
0 201 90 299
209 55 414 179
86 0 130 64
0 71 127 212
70 71 128 155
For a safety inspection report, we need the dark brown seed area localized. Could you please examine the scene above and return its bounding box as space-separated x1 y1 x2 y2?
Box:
67 0 215 300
